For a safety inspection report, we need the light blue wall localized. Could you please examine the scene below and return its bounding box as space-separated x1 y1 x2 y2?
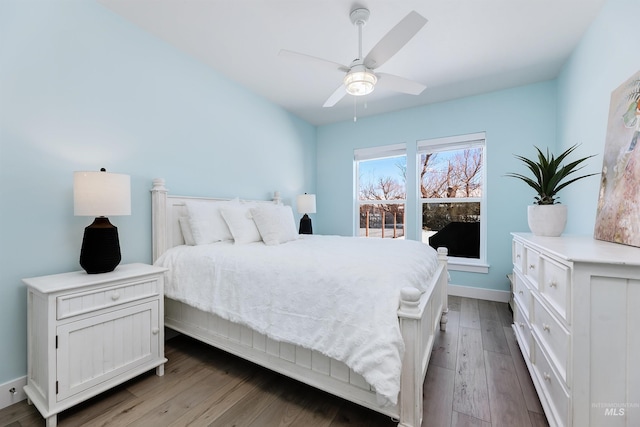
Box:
0 1 315 384
556 0 640 234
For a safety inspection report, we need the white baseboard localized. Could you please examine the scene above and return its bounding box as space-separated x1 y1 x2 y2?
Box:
448 283 510 303
0 376 27 410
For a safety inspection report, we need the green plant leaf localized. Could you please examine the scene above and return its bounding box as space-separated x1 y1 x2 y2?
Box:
506 144 597 205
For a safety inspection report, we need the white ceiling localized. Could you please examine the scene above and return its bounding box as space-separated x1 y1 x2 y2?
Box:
99 0 607 126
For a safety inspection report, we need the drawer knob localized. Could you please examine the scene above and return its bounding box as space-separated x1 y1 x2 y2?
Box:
543 372 551 382
518 290 523 295
152 328 160 335
111 292 120 301
519 322 524 328
529 264 536 270
543 323 551 332
549 280 558 288
516 254 521 259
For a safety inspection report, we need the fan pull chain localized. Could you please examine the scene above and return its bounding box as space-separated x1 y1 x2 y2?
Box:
353 96 358 122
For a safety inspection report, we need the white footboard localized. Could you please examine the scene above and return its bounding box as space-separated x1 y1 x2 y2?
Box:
397 247 448 427
151 179 449 427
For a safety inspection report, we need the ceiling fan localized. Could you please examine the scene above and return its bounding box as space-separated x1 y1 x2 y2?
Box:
279 8 428 108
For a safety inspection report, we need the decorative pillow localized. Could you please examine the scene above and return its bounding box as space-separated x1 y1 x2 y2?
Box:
184 200 233 245
220 202 262 244
178 217 196 246
250 204 298 245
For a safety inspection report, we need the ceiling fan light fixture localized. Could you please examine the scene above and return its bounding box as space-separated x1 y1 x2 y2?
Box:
343 66 377 96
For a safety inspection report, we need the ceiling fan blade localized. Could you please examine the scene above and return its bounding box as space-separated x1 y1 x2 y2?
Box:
323 84 347 107
278 49 350 73
376 72 426 95
363 11 427 70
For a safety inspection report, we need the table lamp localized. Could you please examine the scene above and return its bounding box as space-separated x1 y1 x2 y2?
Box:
74 168 131 274
297 193 316 234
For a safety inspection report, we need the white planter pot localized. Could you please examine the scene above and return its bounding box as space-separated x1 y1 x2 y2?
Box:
527 204 568 237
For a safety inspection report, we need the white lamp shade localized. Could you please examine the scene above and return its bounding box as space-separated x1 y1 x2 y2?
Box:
74 171 131 216
297 194 316 214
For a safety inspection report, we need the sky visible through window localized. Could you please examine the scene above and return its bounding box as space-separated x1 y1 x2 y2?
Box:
359 156 406 191
358 151 461 194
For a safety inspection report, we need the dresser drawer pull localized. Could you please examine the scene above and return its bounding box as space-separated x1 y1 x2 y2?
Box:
111 292 120 301
529 264 536 270
519 322 525 328
518 290 524 295
152 328 160 335
543 372 551 382
543 323 551 332
549 280 558 288
516 254 521 259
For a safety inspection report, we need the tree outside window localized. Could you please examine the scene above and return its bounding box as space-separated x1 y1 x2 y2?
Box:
357 155 406 239
419 140 484 260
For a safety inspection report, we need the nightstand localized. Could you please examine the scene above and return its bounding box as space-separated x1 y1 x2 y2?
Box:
23 263 168 427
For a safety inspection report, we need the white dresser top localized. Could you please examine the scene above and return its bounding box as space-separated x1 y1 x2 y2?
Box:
512 233 640 266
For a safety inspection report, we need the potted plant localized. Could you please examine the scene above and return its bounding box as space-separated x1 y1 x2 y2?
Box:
506 144 598 236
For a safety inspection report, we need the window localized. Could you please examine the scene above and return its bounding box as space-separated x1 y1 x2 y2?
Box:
418 133 487 271
353 135 487 272
355 144 406 239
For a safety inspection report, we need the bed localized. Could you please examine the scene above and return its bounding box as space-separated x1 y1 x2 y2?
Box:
151 178 449 427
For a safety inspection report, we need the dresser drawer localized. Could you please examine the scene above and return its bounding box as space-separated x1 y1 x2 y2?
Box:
540 255 571 322
513 239 525 272
57 278 160 320
532 336 569 427
513 271 532 319
513 299 533 360
524 247 541 287
532 295 569 382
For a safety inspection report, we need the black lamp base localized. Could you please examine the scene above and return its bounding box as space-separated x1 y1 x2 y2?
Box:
299 214 313 235
80 217 121 274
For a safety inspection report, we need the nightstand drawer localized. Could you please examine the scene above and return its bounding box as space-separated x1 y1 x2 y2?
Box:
540 255 571 322
57 278 160 320
532 294 569 382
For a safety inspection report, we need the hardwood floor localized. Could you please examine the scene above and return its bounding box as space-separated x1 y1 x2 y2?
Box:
0 297 548 427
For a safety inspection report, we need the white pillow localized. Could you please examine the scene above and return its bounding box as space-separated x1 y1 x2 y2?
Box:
184 200 233 245
220 203 262 244
178 217 196 246
251 204 298 245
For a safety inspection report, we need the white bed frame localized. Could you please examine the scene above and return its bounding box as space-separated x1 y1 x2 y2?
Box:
151 178 449 427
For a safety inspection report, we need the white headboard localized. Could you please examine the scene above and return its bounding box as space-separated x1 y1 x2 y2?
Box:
150 178 280 262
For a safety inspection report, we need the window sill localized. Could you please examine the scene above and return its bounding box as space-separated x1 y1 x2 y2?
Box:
447 260 489 274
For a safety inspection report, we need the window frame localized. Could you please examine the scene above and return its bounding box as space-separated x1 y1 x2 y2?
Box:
417 132 488 273
353 135 488 273
354 144 407 238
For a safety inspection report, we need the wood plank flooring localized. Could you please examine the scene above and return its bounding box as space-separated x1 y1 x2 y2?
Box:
0 297 548 427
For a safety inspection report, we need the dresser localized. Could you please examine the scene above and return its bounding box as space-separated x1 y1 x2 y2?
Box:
23 263 168 427
511 233 640 427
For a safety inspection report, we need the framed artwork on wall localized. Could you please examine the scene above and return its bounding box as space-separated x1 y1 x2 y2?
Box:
594 70 640 247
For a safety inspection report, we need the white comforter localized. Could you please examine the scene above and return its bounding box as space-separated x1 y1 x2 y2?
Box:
155 235 439 405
